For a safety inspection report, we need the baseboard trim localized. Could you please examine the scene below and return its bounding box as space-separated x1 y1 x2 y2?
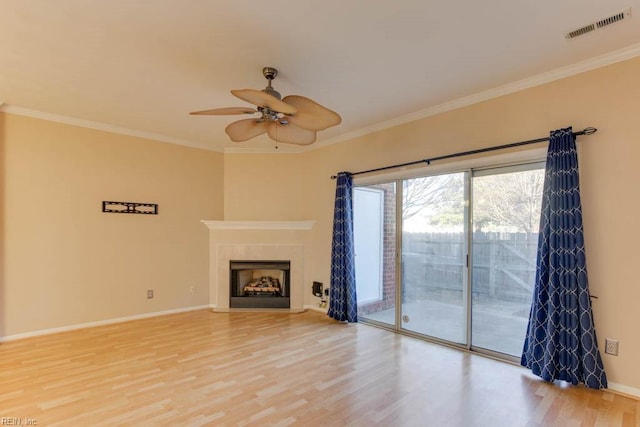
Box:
304 304 328 314
0 305 210 342
607 382 640 399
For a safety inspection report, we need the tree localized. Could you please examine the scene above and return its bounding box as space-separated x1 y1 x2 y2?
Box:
473 169 544 234
400 169 544 234
402 174 461 220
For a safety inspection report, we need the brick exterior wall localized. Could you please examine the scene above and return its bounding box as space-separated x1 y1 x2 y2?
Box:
358 182 396 316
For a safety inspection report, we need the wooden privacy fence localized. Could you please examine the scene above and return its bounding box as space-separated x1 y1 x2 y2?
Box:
402 232 538 304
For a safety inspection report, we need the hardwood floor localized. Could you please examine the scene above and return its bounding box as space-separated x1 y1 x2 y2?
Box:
0 309 637 426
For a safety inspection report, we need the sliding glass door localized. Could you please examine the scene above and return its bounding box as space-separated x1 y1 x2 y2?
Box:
400 173 468 344
354 182 396 326
354 161 544 359
470 164 544 356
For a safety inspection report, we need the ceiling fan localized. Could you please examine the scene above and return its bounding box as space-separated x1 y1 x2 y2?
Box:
190 67 341 146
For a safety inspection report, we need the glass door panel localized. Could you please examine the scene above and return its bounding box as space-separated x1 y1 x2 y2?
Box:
354 183 396 326
400 172 468 344
354 162 544 361
471 164 544 356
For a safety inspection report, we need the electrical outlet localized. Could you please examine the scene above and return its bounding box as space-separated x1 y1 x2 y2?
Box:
605 338 619 356
147 289 154 299
189 286 195 295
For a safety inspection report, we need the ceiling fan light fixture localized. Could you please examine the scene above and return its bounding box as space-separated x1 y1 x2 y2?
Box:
191 66 341 146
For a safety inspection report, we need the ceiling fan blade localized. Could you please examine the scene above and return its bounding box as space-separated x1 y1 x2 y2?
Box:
231 89 298 115
267 121 317 145
190 107 257 115
225 119 270 142
282 95 342 130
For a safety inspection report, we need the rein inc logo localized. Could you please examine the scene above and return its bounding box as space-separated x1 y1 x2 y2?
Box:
1 418 38 425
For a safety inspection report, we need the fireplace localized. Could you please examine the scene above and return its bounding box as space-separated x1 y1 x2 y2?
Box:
229 260 291 309
203 220 315 312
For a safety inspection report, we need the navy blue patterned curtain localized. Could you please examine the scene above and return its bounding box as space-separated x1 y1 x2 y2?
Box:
327 172 358 322
521 127 607 389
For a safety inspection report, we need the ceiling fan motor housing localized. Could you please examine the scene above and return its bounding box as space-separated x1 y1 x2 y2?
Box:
263 67 278 80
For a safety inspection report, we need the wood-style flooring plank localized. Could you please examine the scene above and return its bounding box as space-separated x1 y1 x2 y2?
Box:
0 309 637 426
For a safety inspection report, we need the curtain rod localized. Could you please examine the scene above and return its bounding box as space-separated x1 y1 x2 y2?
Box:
330 127 597 179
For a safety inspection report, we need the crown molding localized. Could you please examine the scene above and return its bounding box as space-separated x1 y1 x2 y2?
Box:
3 42 640 154
318 42 640 148
0 104 219 152
223 146 305 155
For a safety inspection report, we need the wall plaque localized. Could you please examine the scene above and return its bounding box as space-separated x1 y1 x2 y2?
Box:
102 201 158 215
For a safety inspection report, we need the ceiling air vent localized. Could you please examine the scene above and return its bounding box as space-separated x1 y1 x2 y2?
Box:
565 8 632 40
596 11 627 28
566 24 596 39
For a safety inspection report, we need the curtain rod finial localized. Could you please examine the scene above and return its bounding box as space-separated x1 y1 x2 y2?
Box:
583 127 597 135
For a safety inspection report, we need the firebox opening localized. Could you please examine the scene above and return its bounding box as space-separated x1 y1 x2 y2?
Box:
229 260 291 309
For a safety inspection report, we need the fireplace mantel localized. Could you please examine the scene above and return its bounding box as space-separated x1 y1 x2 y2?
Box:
202 220 315 312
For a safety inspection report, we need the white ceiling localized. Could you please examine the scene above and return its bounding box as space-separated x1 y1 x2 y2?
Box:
2 1 640 152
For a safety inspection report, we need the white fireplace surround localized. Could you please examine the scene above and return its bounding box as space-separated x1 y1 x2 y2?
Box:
202 220 315 312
